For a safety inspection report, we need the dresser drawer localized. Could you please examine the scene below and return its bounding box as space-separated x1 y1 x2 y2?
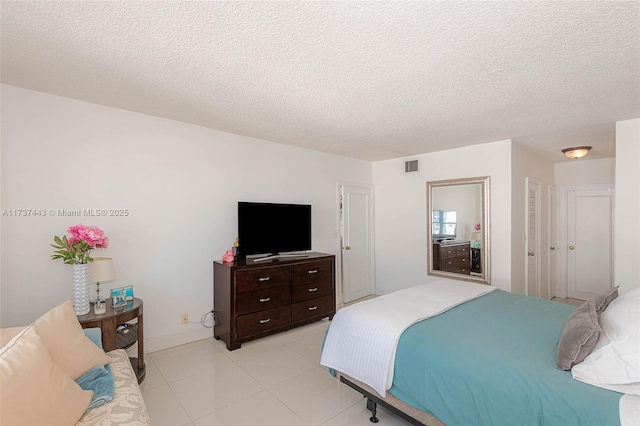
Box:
236 286 291 315
456 245 470 257
235 266 290 293
441 257 471 274
441 256 469 269
442 265 471 274
439 246 458 258
291 279 333 302
236 306 290 338
291 296 333 323
291 260 332 285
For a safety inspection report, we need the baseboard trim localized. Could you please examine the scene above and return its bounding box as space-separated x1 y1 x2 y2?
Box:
143 327 214 354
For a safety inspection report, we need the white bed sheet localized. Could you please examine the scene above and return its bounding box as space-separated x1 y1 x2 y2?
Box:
320 279 496 396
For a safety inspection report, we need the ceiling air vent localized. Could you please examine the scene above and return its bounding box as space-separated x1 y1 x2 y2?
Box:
405 160 419 173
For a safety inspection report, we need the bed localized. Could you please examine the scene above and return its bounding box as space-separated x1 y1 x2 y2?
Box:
321 280 640 426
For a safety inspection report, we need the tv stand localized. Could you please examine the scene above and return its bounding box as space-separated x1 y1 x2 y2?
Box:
252 253 309 262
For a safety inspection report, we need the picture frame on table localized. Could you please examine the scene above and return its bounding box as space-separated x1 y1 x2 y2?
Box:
111 287 127 308
123 285 134 301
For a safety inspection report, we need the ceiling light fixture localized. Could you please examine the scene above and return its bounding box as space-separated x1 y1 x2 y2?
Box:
562 146 592 159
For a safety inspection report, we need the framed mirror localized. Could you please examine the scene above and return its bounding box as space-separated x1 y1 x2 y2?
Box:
427 176 490 285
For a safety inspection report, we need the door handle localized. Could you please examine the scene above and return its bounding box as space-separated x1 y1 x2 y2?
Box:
344 246 350 250
550 246 556 250
569 246 575 251
528 252 535 256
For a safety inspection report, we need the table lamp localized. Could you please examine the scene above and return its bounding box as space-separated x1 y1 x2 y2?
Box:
89 257 115 314
470 231 481 248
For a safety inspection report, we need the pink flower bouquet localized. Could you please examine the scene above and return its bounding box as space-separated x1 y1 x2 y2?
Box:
51 224 109 264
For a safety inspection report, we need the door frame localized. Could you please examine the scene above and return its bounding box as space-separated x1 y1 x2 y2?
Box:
547 185 557 300
557 184 614 298
336 182 376 307
524 178 541 297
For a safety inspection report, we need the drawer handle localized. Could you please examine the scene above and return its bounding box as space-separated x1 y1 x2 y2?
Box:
258 277 270 282
308 306 318 311
308 287 318 292
462 259 466 262
308 269 318 274
259 318 271 324
259 297 271 302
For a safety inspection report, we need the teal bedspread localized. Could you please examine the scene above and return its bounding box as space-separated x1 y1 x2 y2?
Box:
389 290 622 426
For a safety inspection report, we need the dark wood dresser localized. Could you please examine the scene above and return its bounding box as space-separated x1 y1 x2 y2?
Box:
432 242 471 275
213 252 335 350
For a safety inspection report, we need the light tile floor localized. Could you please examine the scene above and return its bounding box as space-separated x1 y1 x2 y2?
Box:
142 319 411 426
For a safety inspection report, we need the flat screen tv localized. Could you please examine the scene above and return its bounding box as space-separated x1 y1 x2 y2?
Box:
238 202 311 259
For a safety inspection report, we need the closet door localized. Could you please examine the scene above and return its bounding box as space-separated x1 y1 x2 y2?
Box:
567 187 614 299
340 184 375 303
525 179 541 297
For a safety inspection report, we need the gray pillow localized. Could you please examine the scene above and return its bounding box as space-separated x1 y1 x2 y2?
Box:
556 299 601 370
593 286 619 316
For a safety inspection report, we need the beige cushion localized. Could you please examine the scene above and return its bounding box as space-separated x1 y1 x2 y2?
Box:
556 299 601 370
0 324 93 425
0 326 27 348
34 300 111 380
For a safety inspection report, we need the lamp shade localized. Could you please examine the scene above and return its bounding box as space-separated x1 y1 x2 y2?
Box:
89 257 115 282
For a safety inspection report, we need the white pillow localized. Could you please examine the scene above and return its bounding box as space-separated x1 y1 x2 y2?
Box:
591 287 640 353
572 287 640 394
600 287 640 342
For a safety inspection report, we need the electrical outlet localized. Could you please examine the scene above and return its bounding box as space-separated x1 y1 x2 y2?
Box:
181 314 188 324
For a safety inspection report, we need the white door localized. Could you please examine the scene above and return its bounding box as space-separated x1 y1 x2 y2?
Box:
341 184 375 303
567 188 614 299
525 179 541 297
548 186 558 299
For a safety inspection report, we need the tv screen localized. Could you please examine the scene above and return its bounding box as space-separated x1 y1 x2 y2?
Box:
238 202 311 256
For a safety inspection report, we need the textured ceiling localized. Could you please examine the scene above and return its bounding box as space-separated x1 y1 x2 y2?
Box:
1 1 639 162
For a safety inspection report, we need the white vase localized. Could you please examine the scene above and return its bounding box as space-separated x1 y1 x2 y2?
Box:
72 263 90 315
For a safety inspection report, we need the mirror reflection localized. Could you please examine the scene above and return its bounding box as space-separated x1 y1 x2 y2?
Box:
432 210 457 238
427 177 490 285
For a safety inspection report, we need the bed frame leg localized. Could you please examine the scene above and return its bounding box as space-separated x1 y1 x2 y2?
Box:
367 397 379 423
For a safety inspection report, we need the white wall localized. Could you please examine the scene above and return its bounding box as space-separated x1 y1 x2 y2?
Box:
555 158 615 186
373 140 513 294
614 118 640 295
0 85 373 350
510 142 555 296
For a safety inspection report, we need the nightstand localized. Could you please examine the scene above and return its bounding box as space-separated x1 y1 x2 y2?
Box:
77 297 145 383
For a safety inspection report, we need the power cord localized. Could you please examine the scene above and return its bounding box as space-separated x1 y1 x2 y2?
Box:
201 310 215 328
